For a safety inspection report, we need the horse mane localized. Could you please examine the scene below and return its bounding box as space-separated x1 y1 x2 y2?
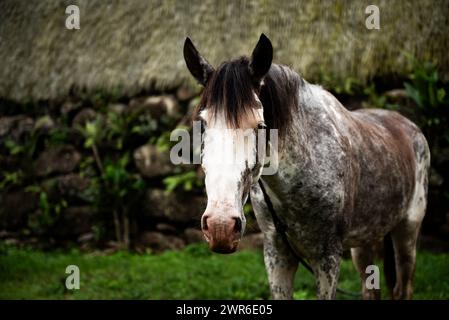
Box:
193 56 301 140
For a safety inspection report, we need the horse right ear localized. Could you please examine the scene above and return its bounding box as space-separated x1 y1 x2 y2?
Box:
183 37 215 86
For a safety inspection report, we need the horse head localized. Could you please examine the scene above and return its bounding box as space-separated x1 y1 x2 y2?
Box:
183 34 273 253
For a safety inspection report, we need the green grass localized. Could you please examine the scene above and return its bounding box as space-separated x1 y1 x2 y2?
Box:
0 243 448 299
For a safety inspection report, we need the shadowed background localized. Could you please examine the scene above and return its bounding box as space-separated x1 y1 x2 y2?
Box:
0 0 448 299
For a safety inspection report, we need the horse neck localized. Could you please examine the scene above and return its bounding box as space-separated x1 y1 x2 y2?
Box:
278 80 314 163
262 81 321 194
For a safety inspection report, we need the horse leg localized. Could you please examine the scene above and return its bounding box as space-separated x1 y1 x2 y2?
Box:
390 139 428 300
390 218 421 299
263 231 299 299
351 246 381 299
251 184 299 299
310 254 341 299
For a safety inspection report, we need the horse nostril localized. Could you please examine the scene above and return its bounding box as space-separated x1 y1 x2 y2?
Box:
202 215 209 231
233 217 242 233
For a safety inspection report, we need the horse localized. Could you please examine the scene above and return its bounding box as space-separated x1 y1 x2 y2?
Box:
183 33 430 300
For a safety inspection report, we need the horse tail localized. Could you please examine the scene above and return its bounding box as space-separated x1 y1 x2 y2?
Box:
383 232 396 297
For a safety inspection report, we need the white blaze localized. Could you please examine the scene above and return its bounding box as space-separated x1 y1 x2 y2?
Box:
201 110 257 208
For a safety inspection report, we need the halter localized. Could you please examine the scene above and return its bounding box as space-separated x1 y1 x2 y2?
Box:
255 122 267 168
257 178 314 274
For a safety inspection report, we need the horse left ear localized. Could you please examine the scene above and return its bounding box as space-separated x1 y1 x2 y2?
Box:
249 34 273 84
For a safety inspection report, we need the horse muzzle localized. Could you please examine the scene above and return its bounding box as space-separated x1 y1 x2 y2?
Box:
201 214 243 254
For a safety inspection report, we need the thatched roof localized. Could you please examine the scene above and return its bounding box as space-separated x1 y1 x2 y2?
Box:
0 0 448 103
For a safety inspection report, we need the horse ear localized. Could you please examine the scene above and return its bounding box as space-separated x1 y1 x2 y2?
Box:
249 34 273 84
183 37 215 86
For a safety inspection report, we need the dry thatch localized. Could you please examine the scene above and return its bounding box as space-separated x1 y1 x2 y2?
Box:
0 0 448 103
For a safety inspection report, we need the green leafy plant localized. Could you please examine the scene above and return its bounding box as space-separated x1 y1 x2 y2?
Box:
80 119 104 149
4 138 26 155
100 153 146 249
25 186 67 233
0 170 23 190
163 170 203 193
77 118 106 174
363 84 400 111
404 59 448 130
318 68 362 96
45 128 70 146
76 111 168 248
104 111 128 150
2 121 59 159
81 149 145 249
151 125 190 152
130 113 158 137
102 153 145 198
38 191 67 221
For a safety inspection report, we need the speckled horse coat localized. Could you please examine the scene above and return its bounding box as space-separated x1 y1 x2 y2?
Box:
183 34 430 300
250 75 430 300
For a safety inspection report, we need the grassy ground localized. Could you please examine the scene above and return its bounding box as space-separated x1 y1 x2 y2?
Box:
0 243 448 299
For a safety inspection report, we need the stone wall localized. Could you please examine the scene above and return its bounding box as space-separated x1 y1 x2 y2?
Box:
0 90 261 252
2 87 448 252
